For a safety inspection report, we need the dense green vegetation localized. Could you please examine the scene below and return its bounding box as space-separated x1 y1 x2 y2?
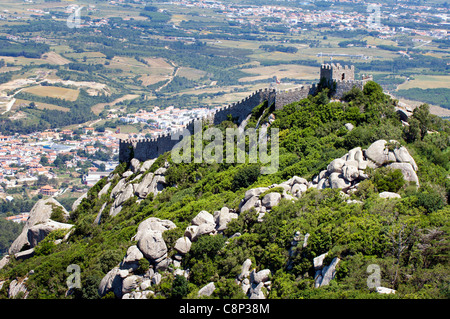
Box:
0 219 23 257
0 81 448 299
0 38 49 59
395 88 450 110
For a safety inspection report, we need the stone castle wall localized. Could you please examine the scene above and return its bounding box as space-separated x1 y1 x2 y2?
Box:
119 65 370 163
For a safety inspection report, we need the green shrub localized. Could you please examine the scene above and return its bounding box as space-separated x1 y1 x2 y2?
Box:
372 168 405 193
231 164 260 191
417 189 445 214
171 275 189 299
135 258 150 275
49 205 66 223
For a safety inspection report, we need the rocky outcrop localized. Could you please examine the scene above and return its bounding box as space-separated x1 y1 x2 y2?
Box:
379 191 401 199
198 282 216 297
133 217 176 264
99 217 176 299
27 220 73 248
95 141 421 299
8 278 29 299
174 237 192 255
8 198 70 255
238 176 309 221
310 140 419 193
314 253 340 288
101 161 170 219
234 258 271 299
214 207 238 232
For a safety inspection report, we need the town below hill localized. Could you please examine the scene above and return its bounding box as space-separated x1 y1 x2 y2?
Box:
0 104 214 222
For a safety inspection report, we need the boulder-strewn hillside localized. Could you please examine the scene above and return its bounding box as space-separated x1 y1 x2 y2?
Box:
0 82 448 299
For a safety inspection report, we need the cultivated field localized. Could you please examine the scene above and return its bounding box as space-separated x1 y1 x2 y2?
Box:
22 86 80 101
396 75 450 90
13 98 70 112
239 64 319 82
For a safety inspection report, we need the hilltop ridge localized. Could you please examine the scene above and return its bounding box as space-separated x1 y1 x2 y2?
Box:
0 79 448 300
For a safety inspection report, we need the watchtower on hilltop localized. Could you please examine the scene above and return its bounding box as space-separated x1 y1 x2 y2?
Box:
320 63 355 83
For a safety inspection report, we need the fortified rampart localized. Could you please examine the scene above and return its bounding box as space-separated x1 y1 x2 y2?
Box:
119 64 372 163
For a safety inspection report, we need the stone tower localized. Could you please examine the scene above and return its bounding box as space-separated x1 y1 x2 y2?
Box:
320 63 355 83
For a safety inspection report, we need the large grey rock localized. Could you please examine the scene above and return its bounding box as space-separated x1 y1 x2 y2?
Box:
97 182 111 199
329 172 351 190
123 171 133 178
192 210 215 226
313 252 328 269
137 231 167 261
8 279 28 299
130 158 141 173
365 140 396 166
215 207 238 232
249 282 265 299
251 269 271 284
9 198 69 254
133 217 176 242
387 162 420 186
0 255 10 270
174 237 192 254
122 275 141 294
194 223 216 240
344 123 354 131
14 248 35 260
261 192 281 209
327 158 346 174
239 195 260 213
346 147 362 161
110 178 127 199
198 282 215 297
342 164 359 182
238 258 252 281
27 220 73 248
291 183 307 197
109 205 122 218
72 192 87 211
140 159 156 173
393 146 418 171
98 267 122 297
376 286 396 294
317 178 328 190
134 173 154 198
286 176 308 186
114 183 135 207
379 191 401 199
243 187 269 201
241 278 251 294
316 257 340 287
94 203 107 225
151 273 162 285
148 174 166 196
184 225 199 241
154 167 167 175
122 245 144 264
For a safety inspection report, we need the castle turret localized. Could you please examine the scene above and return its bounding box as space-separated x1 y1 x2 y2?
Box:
320 63 355 83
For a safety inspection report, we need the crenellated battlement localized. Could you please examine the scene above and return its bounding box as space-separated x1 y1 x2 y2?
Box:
119 64 368 163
